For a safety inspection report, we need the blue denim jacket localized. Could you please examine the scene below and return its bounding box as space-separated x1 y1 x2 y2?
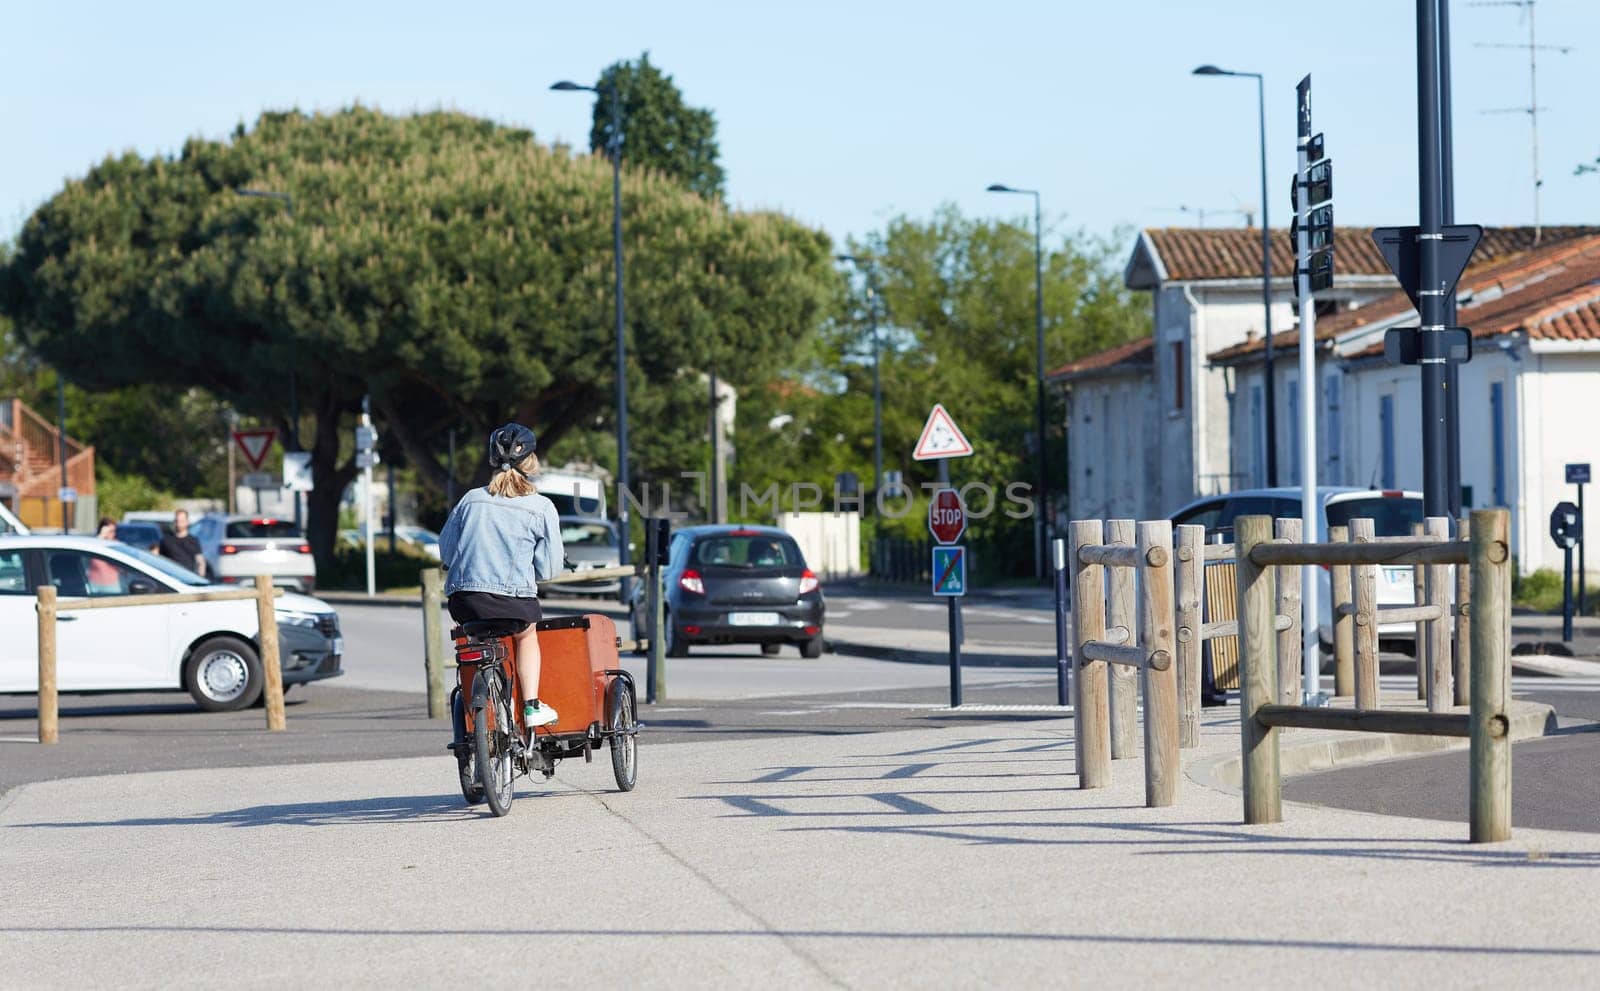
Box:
439 488 565 597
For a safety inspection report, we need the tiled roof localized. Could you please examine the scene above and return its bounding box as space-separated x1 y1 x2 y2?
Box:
1140 225 1599 285
1046 335 1153 383
1209 233 1600 363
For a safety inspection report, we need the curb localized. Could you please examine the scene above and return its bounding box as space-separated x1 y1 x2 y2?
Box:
828 637 1058 669
1189 698 1560 795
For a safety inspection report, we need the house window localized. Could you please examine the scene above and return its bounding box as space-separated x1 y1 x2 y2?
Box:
1172 342 1185 410
1379 394 1396 489
1490 382 1506 506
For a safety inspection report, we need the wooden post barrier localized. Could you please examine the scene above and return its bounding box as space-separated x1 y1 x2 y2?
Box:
421 567 446 719
1350 518 1380 710
254 576 286 732
1234 515 1282 825
36 585 58 745
1424 516 1454 712
1137 521 1180 806
1070 520 1111 790
1455 515 1473 708
1470 508 1512 842
1174 525 1204 749
1329 526 1355 697
1411 521 1428 700
1274 518 1303 705
1105 520 1138 761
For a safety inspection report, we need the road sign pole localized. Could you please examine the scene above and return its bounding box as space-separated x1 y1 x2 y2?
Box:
361 398 376 597
938 457 962 707
1580 482 1587 617
1052 537 1070 707
1295 76 1323 706
1564 544 1574 644
1417 0 1449 520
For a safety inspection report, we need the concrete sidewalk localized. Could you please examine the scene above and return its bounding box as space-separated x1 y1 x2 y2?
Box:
3 706 1598 987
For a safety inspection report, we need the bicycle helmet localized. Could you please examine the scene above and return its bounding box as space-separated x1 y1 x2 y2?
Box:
487 422 538 472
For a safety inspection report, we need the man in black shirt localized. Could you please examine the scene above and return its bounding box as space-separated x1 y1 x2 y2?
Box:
159 509 207 577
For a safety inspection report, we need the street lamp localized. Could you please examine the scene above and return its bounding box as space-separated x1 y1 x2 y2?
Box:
1193 64 1278 486
985 183 1049 580
553 76 631 573
234 187 304 529
835 254 883 508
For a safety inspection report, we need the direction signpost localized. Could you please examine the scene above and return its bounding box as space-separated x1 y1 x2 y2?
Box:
1292 76 1329 705
916 404 974 708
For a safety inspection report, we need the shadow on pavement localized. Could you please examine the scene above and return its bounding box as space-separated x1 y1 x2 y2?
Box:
10 792 492 828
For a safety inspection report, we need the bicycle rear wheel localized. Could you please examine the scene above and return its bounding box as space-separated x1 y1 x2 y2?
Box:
474 670 516 817
609 679 637 792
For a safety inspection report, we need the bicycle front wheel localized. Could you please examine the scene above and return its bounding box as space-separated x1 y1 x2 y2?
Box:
474 671 516 817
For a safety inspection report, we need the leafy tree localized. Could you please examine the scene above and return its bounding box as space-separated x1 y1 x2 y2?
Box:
0 107 836 563
591 53 725 200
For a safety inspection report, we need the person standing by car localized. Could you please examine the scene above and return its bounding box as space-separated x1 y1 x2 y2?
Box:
158 509 207 577
439 423 565 732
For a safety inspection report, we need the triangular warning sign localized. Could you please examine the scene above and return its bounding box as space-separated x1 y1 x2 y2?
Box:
233 429 277 471
912 404 974 461
1370 224 1483 311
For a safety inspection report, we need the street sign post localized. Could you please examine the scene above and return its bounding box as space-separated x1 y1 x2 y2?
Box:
1569 463 1591 615
927 486 967 705
282 452 313 493
912 404 974 461
1292 74 1327 706
1552 501 1583 643
232 429 277 471
928 488 967 545
932 545 966 596
1384 327 1472 366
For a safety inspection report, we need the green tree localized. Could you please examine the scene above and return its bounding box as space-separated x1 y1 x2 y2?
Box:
591 53 725 200
1 107 835 563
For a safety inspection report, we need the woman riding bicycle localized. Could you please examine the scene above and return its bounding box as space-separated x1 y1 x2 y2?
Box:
439 423 566 731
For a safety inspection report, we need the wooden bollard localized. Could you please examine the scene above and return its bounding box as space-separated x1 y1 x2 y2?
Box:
255 576 286 732
1106 519 1138 760
1350 518 1380 710
1070 520 1111 790
1138 521 1179 807
421 567 447 719
1455 516 1472 708
1174 525 1204 749
1235 515 1281 825
36 585 58 745
1329 526 1355 697
1424 517 1453 712
1274 517 1303 705
1469 508 1511 843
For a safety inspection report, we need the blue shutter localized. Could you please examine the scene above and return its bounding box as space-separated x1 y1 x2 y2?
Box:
1491 382 1506 506
1379 395 1396 489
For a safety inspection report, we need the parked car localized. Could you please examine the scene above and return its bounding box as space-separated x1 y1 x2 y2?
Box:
191 514 318 593
0 535 342 711
557 516 622 597
1169 486 1427 651
395 525 442 560
627 525 825 658
113 520 164 553
0 501 28 536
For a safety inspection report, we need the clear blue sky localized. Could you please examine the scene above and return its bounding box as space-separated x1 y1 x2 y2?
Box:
5 1 1596 251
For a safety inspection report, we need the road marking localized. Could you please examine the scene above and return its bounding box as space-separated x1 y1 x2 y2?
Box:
929 705 1074 713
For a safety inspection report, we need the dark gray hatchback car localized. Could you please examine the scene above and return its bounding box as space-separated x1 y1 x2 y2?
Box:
627 525 825 658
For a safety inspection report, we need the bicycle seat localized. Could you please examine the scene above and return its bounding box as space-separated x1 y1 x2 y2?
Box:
454 619 530 640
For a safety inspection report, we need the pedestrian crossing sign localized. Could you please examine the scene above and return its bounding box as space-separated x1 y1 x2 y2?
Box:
932 545 967 597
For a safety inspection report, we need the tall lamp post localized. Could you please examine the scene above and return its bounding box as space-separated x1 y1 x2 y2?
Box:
234 187 303 529
553 75 631 575
1193 64 1277 487
835 254 883 508
985 183 1049 580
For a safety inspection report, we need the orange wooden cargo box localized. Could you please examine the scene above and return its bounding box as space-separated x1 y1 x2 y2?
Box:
532 614 621 736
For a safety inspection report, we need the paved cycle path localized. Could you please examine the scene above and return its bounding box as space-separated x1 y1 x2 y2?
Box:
4 714 1600 989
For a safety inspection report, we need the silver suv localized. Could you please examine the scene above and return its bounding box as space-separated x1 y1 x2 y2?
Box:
192 514 318 593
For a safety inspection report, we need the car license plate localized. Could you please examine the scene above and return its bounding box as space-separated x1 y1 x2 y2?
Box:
332 637 344 655
729 612 781 627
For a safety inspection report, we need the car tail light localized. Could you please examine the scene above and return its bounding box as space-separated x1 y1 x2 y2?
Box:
798 569 820 595
804 625 820 636
221 544 240 555
682 625 702 635
254 518 277 525
679 569 705 595
219 576 239 583
297 544 312 554
1381 490 1403 499
456 649 485 663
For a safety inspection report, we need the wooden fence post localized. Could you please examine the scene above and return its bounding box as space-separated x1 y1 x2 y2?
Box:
1174 524 1204 748
1070 520 1110 790
1351 517 1379 711
1411 521 1428 700
1106 519 1138 760
421 567 446 719
1424 516 1453 712
1138 521 1179 807
1329 525 1355 697
255 576 286 732
1274 517 1303 704
1455 515 1473 708
1469 508 1511 843
36 585 58 745
1234 515 1281 825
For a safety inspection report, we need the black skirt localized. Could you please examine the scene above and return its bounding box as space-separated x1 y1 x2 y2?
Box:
447 591 543 626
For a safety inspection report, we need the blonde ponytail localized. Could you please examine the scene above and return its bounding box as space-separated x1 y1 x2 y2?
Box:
487 452 539 498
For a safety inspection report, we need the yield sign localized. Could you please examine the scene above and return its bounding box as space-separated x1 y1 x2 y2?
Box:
1370 225 1483 311
233 429 277 470
912 403 973 461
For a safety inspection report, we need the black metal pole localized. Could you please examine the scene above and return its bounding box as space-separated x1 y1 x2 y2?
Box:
608 82 633 588
1440 0 1462 521
57 377 69 533
1033 192 1049 581
446 429 457 506
1053 536 1070 707
871 286 883 510
939 457 962 706
1417 0 1449 519
1563 544 1574 643
708 367 720 523
1256 73 1277 487
1580 483 1587 615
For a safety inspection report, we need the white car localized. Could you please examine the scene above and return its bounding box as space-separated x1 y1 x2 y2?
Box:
0 501 29 535
191 514 318 593
1169 487 1430 652
0 535 343 711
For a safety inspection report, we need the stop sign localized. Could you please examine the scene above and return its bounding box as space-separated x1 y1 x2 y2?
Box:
928 488 966 544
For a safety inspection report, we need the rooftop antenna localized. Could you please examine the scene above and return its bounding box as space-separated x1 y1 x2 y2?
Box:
1153 204 1256 228
1472 0 1574 245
